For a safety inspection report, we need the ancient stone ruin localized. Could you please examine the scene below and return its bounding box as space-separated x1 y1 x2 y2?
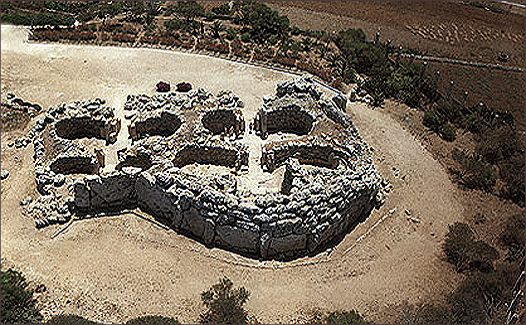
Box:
26 76 384 260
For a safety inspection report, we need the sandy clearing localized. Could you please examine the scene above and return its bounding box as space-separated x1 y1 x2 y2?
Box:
2 25 463 324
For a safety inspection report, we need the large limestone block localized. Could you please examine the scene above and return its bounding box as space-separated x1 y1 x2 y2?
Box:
215 225 259 253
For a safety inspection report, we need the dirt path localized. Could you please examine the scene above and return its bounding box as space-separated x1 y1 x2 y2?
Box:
2 25 463 324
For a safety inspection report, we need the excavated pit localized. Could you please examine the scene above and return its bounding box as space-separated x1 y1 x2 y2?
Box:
55 117 107 140
202 109 243 136
116 152 153 171
266 106 314 136
132 111 182 139
173 145 249 169
262 143 343 172
50 156 99 175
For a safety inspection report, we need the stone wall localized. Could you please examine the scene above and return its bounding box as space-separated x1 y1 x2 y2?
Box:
72 164 379 260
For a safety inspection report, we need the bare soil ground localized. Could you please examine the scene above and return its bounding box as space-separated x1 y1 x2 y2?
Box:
266 1 525 67
0 24 483 324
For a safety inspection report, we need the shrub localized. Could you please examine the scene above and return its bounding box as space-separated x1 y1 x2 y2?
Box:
325 310 370 324
267 34 279 45
156 81 170 92
499 153 525 206
443 222 499 273
200 277 250 324
233 1 289 43
126 315 180 325
500 213 526 261
47 314 100 324
164 18 183 31
225 27 237 40
240 32 252 43
440 123 456 141
170 1 204 21
448 262 519 324
452 149 496 191
1 268 42 324
475 125 521 164
423 110 443 132
211 3 231 16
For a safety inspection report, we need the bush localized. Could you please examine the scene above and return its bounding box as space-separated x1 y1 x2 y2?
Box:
176 82 192 92
156 81 170 92
211 3 231 16
200 277 250 324
225 27 237 40
240 32 251 43
448 262 520 324
1 268 42 324
423 110 443 132
126 315 180 325
325 310 371 324
47 314 100 324
499 153 525 206
170 1 204 20
476 125 521 164
164 18 183 31
440 123 456 141
233 1 289 43
452 149 496 191
500 213 526 260
443 222 499 273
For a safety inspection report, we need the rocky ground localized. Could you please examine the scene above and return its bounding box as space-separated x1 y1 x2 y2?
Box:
2 24 467 323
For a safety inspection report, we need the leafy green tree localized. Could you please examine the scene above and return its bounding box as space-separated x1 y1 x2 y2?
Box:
164 18 183 31
1 268 42 324
200 277 250 324
211 3 231 16
232 1 289 43
171 1 204 21
225 27 238 40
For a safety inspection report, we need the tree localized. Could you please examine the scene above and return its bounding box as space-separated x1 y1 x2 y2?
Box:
232 1 289 43
200 277 250 324
171 1 204 21
1 268 42 324
209 21 225 39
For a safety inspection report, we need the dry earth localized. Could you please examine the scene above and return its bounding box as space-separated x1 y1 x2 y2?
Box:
266 1 525 67
2 25 465 324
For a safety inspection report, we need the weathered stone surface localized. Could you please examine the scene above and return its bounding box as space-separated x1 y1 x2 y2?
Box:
26 76 383 260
